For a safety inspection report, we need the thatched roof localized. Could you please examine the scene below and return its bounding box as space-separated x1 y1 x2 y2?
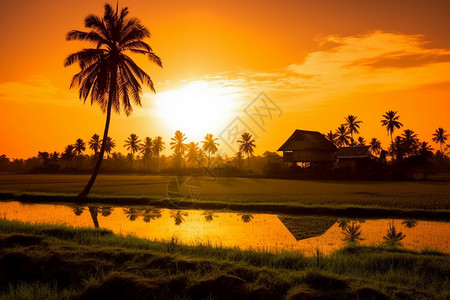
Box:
337 146 371 158
278 130 337 152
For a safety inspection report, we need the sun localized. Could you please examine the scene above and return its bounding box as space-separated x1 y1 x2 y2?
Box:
155 81 240 140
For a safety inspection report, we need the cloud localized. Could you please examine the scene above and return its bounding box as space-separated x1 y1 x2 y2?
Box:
196 31 450 110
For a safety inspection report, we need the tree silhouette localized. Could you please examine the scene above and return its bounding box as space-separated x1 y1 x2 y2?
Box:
65 3 162 197
357 136 366 146
140 137 153 171
61 145 75 168
335 125 350 147
88 134 101 155
233 151 245 169
186 142 199 167
345 115 362 143
170 131 187 169
401 129 419 157
237 132 256 170
383 221 405 246
74 139 86 156
325 130 337 146
102 137 116 157
432 127 448 153
202 133 219 169
381 110 403 157
369 138 382 155
152 136 165 172
124 133 141 169
342 221 364 243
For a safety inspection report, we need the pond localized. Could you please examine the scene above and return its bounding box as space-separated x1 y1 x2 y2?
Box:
1 201 448 256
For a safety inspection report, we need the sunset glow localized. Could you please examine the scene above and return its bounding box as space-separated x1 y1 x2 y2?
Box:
154 81 240 140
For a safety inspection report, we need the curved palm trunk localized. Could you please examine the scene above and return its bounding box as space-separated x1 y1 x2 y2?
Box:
89 206 99 228
78 66 116 198
247 153 250 170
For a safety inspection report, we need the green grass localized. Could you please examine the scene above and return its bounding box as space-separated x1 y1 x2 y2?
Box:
0 219 449 299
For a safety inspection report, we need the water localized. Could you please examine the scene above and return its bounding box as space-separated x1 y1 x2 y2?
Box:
1 201 448 256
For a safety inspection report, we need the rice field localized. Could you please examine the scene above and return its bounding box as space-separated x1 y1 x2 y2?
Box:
0 174 449 210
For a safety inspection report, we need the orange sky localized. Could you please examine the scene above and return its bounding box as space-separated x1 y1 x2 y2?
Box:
1 0 450 158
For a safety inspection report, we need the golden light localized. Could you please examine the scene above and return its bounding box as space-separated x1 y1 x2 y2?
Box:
155 81 240 140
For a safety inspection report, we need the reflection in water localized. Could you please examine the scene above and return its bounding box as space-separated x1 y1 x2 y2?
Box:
1 201 449 256
100 207 113 217
202 211 218 222
239 214 254 223
143 209 162 223
88 206 99 228
72 205 85 216
342 221 364 243
170 210 188 225
402 220 418 228
383 221 406 246
124 208 139 221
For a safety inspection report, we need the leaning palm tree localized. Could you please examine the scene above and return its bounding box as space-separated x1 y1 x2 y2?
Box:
124 133 141 169
369 138 382 155
152 136 165 172
73 138 86 156
381 110 403 155
202 133 219 168
345 115 362 143
432 127 448 153
186 142 199 167
140 137 153 171
88 134 101 155
237 132 256 170
335 125 350 147
65 3 162 197
170 130 188 169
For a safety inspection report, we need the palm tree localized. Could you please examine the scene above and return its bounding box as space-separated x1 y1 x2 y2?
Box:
325 130 337 146
124 133 141 169
432 127 448 153
170 130 188 169
369 138 382 155
197 149 206 168
237 132 256 170
102 137 116 157
401 129 419 157
186 142 199 167
73 138 86 156
233 151 245 169
152 136 165 172
88 134 101 155
140 137 152 171
65 3 162 197
357 136 366 146
335 125 350 147
202 133 219 168
61 144 75 168
381 110 403 155
345 115 362 143
418 141 433 157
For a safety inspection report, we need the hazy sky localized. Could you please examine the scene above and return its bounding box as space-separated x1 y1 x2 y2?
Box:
1 0 449 158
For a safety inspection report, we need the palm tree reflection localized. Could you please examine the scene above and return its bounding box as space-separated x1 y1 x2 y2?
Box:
170 210 188 225
383 221 406 246
402 220 418 228
123 208 139 221
73 205 85 216
238 214 254 223
202 211 218 222
143 209 162 223
100 207 113 217
341 221 364 243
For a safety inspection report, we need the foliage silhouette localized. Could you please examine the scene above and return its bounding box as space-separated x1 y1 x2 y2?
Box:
238 132 256 170
65 3 162 197
432 127 448 153
202 133 219 169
